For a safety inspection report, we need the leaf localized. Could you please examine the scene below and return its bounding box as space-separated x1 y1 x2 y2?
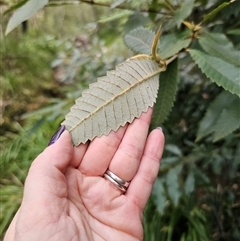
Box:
152 177 166 213
62 58 165 145
200 1 235 25
212 98 240 142
227 29 240 35
196 91 238 141
165 144 182 156
124 27 155 55
123 12 150 35
174 0 195 27
4 0 29 15
124 28 191 59
166 165 182 206
111 0 127 8
189 49 240 97
98 10 130 23
152 59 178 126
159 31 191 59
202 32 234 49
5 0 49 35
184 171 195 195
199 32 240 67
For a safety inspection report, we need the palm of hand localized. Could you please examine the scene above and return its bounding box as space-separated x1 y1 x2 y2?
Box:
5 109 164 241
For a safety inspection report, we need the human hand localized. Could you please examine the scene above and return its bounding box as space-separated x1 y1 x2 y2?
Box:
4 108 164 241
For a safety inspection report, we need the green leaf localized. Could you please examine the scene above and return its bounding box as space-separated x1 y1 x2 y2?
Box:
159 31 191 59
227 29 240 35
196 91 239 141
152 177 166 213
189 49 240 97
200 1 235 25
123 12 150 35
174 0 195 27
184 172 195 195
199 32 240 67
123 27 155 55
165 144 182 156
98 10 130 23
204 32 234 49
124 27 191 58
5 0 49 35
4 0 29 15
212 98 240 142
166 165 182 206
152 59 179 126
111 0 127 9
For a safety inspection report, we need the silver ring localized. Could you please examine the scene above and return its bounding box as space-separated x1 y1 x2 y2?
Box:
106 170 130 189
104 170 130 193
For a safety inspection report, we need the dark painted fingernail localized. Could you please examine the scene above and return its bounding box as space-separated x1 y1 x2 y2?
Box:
156 127 163 132
48 125 65 146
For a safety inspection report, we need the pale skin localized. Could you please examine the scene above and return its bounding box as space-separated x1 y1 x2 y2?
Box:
4 108 164 241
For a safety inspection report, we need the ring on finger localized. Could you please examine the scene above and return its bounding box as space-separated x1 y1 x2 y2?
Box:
104 170 130 193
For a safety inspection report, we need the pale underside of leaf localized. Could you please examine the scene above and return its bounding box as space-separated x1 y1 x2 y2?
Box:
124 27 155 55
62 58 164 145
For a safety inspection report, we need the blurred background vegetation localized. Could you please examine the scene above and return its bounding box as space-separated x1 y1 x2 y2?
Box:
1 0 239 240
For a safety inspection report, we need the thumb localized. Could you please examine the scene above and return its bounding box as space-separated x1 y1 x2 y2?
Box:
22 128 73 201
33 127 73 172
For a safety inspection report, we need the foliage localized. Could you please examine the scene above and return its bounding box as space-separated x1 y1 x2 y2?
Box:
2 0 240 240
63 57 164 145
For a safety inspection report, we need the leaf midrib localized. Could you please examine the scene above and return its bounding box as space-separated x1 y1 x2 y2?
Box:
69 63 164 132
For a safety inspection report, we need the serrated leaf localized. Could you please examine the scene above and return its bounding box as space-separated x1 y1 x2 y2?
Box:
152 59 178 126
124 28 191 58
189 49 240 97
174 0 195 27
124 27 155 55
212 98 240 142
200 1 234 25
196 91 238 141
202 32 234 49
62 58 165 145
5 0 48 35
159 31 191 59
199 32 240 67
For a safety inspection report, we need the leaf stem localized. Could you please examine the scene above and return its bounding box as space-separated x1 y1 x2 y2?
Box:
165 54 178 65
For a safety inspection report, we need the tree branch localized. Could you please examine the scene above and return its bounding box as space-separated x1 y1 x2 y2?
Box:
48 0 170 15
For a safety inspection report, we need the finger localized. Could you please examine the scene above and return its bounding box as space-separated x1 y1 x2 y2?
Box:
78 125 127 176
4 209 20 241
127 127 164 210
108 108 153 182
70 143 89 167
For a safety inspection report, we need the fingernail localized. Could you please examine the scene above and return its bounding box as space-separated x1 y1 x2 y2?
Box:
48 125 65 146
156 126 163 132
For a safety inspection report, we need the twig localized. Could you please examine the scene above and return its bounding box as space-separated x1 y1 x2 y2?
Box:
47 0 170 15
